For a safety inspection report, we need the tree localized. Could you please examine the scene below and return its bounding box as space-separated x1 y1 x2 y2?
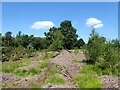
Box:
103 41 119 75
0 33 2 46
49 29 64 51
16 31 22 38
44 27 57 46
5 31 12 46
60 20 78 49
111 39 120 49
27 43 34 57
77 38 85 48
85 29 105 65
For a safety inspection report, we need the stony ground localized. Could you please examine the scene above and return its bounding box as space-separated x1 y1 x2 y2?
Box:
1 50 119 88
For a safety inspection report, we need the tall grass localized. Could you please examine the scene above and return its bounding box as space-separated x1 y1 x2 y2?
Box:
1 58 32 73
73 74 103 88
46 75 65 85
73 64 103 88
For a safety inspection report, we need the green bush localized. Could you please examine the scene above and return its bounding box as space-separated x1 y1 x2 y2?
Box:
2 46 28 62
85 31 104 65
26 43 35 57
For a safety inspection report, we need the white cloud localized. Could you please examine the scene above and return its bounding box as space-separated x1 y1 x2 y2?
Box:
86 17 103 29
31 21 54 29
93 23 103 29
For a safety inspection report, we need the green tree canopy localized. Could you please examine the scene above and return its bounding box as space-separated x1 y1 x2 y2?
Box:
5 31 12 46
60 20 78 49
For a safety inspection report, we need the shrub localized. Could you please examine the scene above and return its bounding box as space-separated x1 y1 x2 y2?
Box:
102 42 119 75
85 32 104 65
26 43 34 57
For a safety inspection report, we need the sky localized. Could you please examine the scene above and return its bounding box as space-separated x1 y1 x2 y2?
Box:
2 2 118 43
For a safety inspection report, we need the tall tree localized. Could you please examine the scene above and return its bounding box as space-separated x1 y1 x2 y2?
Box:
86 29 105 64
49 29 64 51
44 27 57 46
77 38 85 48
60 20 78 49
16 31 22 38
5 31 12 46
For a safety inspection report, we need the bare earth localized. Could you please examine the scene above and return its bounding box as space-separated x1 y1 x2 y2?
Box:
1 50 119 88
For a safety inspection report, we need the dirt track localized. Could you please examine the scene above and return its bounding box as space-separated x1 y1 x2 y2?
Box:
1 50 119 88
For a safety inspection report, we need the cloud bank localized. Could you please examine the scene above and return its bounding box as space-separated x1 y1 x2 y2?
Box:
86 17 103 29
31 21 54 29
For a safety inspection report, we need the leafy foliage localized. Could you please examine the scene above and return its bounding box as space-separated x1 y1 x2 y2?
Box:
60 20 78 49
84 29 119 76
48 30 64 51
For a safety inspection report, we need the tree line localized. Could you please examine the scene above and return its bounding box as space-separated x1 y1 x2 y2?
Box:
1 20 85 61
1 20 119 76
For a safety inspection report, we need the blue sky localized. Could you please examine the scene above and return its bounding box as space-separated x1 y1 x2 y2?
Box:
2 2 118 43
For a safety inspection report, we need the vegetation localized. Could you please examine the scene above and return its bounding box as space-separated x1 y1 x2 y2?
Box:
46 75 65 85
73 64 103 88
14 67 41 77
1 20 120 88
73 74 103 88
84 29 119 76
72 59 81 63
1 58 32 73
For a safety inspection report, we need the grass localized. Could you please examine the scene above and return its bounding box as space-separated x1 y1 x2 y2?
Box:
48 65 61 75
80 64 102 76
1 56 48 77
39 61 48 69
43 64 62 85
72 60 81 63
73 64 103 88
73 74 103 88
40 51 55 60
46 75 65 85
1 58 32 73
14 67 41 77
73 49 82 54
13 61 48 77
29 81 42 88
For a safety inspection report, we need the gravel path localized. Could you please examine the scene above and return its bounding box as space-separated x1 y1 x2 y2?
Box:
99 75 119 88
